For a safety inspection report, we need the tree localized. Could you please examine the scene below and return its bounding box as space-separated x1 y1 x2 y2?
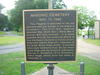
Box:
9 0 65 31
53 0 66 9
73 6 96 29
0 14 8 30
0 4 8 31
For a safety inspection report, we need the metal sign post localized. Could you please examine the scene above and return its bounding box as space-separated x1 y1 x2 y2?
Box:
21 62 26 75
47 0 54 75
23 0 77 75
48 0 52 9
80 62 85 75
23 1 76 75
23 9 76 74
47 64 54 75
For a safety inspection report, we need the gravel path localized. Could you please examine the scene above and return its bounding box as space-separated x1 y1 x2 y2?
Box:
0 32 24 54
0 43 24 54
77 39 100 61
31 66 74 75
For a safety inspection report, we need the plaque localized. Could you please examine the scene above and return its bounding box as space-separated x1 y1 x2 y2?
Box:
23 9 77 63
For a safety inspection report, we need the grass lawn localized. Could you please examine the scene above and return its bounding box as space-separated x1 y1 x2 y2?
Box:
0 31 6 35
83 39 100 46
0 51 45 75
57 55 100 75
0 52 100 75
0 36 24 45
11 31 23 36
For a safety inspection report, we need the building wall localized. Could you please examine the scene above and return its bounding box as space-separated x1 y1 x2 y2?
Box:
95 20 100 39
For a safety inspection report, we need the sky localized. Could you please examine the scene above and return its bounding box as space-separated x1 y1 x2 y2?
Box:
0 0 100 19
0 0 17 14
63 0 100 19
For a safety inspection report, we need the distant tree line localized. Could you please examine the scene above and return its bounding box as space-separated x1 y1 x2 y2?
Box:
0 0 97 32
9 0 65 32
0 4 8 31
0 4 13 31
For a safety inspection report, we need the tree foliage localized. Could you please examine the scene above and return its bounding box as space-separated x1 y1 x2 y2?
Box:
9 0 65 31
0 4 8 31
53 0 66 9
73 6 96 29
0 14 8 30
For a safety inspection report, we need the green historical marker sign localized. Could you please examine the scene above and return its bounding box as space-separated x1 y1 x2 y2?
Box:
23 9 77 63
